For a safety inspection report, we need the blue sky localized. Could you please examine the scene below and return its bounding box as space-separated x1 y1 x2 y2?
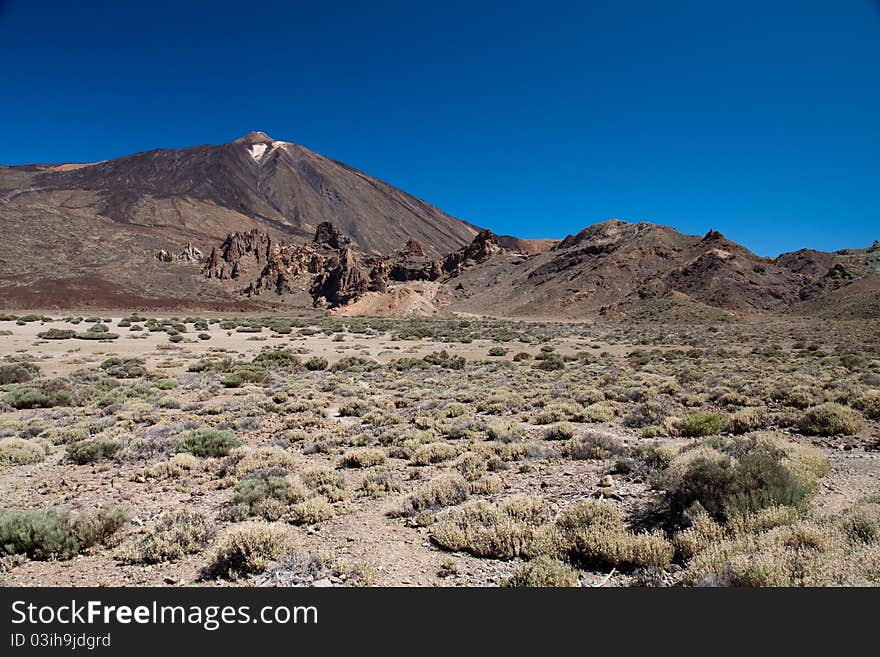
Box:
1 0 878 256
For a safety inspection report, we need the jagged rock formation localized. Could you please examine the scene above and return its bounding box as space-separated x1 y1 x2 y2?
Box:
203 222 437 308
440 230 504 276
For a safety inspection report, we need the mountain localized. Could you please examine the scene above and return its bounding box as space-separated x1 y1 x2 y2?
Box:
434 220 880 319
1 133 876 317
0 131 477 308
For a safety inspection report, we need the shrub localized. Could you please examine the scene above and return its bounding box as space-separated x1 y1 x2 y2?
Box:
544 422 575 440
289 496 335 525
729 407 769 435
394 474 470 517
37 328 77 340
358 471 403 498
120 509 213 563
67 437 121 464
673 513 725 560
300 467 348 501
555 500 674 568
431 495 555 559
422 350 466 370
488 347 509 357
852 391 880 420
339 447 387 469
506 554 580 587
563 432 627 460
220 365 268 388
411 442 458 465
252 349 301 369
178 429 242 457
304 357 329 371
799 403 865 436
6 380 71 409
202 522 293 580
680 504 880 587
0 363 37 384
100 357 148 379
583 402 617 423
230 471 308 520
0 437 51 465
658 435 828 520
76 331 119 340
0 507 127 559
679 412 729 437
534 355 565 371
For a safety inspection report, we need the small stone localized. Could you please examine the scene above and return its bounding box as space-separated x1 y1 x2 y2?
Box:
599 475 614 488
311 578 333 587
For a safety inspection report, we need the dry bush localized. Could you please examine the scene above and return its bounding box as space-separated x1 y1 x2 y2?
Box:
799 403 865 436
119 509 213 563
555 500 674 568
681 502 880 586
202 522 293 580
506 554 580 587
0 437 52 465
410 442 458 466
339 447 387 469
289 496 335 525
431 495 557 559
393 474 470 518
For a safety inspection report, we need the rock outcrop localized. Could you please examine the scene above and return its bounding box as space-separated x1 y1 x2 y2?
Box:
202 222 446 308
441 230 504 276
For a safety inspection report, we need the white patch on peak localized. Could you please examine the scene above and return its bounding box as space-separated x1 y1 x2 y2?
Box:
248 143 268 161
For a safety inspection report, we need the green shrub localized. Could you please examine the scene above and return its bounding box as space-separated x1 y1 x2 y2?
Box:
488 347 509 357
67 437 121 464
6 380 71 409
534 355 565 371
252 349 301 369
100 357 148 379
230 472 308 520
76 331 119 340
220 366 268 388
0 507 127 559
36 328 76 340
178 429 242 457
304 357 328 371
658 435 828 520
679 412 729 437
799 403 865 436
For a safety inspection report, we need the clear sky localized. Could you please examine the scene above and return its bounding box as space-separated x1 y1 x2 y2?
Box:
1 0 878 256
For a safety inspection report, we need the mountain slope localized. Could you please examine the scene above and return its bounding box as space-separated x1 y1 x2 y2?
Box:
436 220 879 318
0 132 478 308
